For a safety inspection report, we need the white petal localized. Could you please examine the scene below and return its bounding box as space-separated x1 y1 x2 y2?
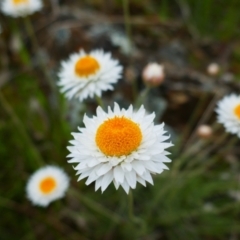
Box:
77 170 91 181
74 161 88 170
101 171 114 192
132 161 146 175
95 176 103 191
121 181 130 194
142 161 160 173
113 102 121 115
141 171 154 185
113 166 124 183
113 179 120 189
87 159 100 167
96 105 105 117
121 162 132 171
125 171 137 189
97 164 112 176
136 176 146 187
86 171 99 185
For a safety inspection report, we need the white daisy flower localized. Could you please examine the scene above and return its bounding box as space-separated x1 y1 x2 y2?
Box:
58 49 123 102
26 166 69 207
216 94 240 137
1 0 42 17
67 103 173 194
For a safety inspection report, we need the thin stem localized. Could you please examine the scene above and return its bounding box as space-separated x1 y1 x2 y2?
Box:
127 190 147 235
135 86 151 108
122 0 132 47
69 188 122 223
181 123 219 158
176 0 200 40
23 16 55 92
173 92 209 155
95 95 104 108
122 0 139 101
0 92 43 168
132 80 138 102
176 132 238 171
183 93 220 151
128 190 134 221
23 16 39 55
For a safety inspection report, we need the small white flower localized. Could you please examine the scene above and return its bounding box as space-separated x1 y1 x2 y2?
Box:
58 49 123 102
1 0 42 17
216 94 240 137
26 166 69 207
67 103 173 194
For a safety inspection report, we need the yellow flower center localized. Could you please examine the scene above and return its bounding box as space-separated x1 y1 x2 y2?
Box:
75 56 100 77
234 104 240 119
95 117 142 157
13 0 28 4
39 177 56 194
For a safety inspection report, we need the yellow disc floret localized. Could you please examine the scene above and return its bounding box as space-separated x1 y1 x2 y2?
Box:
75 56 100 77
234 104 240 119
40 177 56 194
13 0 28 4
95 117 142 157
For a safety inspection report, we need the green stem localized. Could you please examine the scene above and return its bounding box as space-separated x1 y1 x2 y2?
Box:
122 0 139 101
173 92 209 156
0 92 43 168
132 80 138 102
128 190 134 221
180 123 219 159
95 95 104 108
122 0 132 47
127 190 147 235
135 86 151 108
175 133 238 172
69 188 122 223
182 94 219 151
23 16 55 92
23 16 39 56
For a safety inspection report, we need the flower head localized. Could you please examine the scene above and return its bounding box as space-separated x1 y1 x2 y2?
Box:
58 49 123 102
1 0 42 17
142 62 165 87
68 103 173 193
26 166 69 207
216 94 240 137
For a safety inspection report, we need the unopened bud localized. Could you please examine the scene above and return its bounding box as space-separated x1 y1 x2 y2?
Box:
207 63 220 76
142 63 165 87
197 125 213 139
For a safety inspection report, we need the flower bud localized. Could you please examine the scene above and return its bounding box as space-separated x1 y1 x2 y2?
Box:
142 63 165 87
197 125 213 139
207 63 220 76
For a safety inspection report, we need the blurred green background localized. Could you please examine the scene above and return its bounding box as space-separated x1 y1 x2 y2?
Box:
1 0 240 239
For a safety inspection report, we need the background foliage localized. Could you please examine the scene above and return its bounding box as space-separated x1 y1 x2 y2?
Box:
1 0 240 239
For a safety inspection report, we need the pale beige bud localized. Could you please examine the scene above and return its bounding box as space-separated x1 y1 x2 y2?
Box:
207 63 220 76
142 63 165 87
197 125 213 139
